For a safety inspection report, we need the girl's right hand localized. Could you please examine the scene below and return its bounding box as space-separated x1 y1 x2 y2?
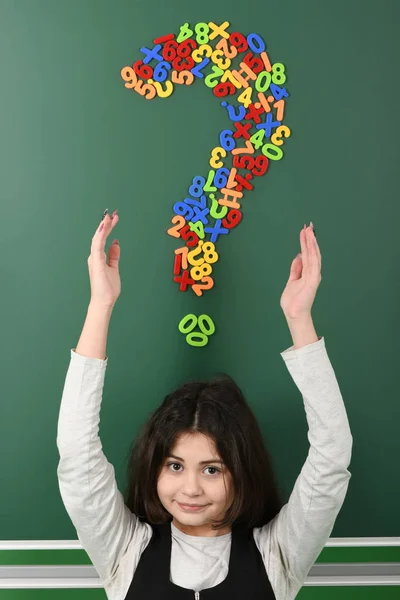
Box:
87 210 120 310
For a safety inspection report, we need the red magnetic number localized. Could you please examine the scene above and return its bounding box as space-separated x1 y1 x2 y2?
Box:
133 60 154 79
243 52 264 74
172 38 197 71
233 155 254 170
229 32 248 53
222 209 242 229
181 225 199 247
174 270 195 292
167 217 198 246
252 155 269 176
233 154 269 176
173 56 195 71
177 38 197 57
213 82 236 97
173 253 182 275
154 33 175 45
163 40 179 61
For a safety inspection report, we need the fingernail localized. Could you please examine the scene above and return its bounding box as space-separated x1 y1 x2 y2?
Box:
310 221 316 236
102 208 109 221
111 209 118 219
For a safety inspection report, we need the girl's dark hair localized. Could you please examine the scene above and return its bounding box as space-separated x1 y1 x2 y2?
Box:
123 374 283 531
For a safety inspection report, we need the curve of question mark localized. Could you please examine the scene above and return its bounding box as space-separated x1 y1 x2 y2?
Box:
120 21 291 347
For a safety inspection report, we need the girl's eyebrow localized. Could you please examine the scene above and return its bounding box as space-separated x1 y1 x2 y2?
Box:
167 454 225 465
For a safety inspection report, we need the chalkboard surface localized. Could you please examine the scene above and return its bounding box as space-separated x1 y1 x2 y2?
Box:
1 0 399 540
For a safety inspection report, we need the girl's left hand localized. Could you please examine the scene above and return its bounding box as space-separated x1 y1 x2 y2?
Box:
280 224 322 321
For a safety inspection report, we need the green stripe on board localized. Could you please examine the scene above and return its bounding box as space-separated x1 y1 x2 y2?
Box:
297 588 400 599
1 546 400 566
316 547 400 563
0 587 400 600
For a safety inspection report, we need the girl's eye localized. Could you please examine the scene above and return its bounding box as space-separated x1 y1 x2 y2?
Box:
204 466 221 475
166 462 221 475
167 462 182 472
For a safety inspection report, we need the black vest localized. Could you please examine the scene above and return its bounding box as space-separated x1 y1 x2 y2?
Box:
124 519 277 599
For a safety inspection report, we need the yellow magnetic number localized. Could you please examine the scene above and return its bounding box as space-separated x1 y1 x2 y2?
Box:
210 147 226 169
271 126 291 147
192 44 213 63
211 49 231 70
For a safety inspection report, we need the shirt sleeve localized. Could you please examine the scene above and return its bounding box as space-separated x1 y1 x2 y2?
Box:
254 336 353 593
56 349 152 588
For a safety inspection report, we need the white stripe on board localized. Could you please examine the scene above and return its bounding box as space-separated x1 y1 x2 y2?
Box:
326 537 400 547
0 564 400 588
1 537 399 550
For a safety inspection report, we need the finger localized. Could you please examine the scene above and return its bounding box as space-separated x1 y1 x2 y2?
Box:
313 230 322 271
299 226 309 273
92 212 119 261
288 254 303 281
309 226 321 272
306 226 320 277
108 239 120 269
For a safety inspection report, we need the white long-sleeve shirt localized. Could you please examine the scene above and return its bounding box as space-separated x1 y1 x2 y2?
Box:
56 336 353 600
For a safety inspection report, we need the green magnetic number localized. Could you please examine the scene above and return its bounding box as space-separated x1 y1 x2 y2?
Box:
205 66 224 88
209 194 228 219
255 71 271 93
186 332 209 347
178 314 197 334
195 22 210 45
262 143 283 161
198 314 215 336
177 22 194 43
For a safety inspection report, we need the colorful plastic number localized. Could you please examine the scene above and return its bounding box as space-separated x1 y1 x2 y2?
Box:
178 313 216 346
210 147 226 168
123 23 291 347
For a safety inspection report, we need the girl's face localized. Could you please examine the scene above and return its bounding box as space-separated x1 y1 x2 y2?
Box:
157 432 234 537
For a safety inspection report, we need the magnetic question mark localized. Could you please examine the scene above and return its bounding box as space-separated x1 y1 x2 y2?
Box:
120 21 291 346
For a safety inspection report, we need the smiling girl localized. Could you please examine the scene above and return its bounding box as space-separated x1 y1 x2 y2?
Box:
57 211 353 599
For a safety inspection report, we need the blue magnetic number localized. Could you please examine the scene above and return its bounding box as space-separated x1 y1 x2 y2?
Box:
214 167 230 189
191 58 210 78
173 202 194 221
221 102 246 122
153 61 171 82
256 113 281 138
140 44 163 64
269 83 289 101
220 130 236 151
205 219 229 243
185 195 207 209
247 33 265 54
189 176 205 198
191 206 210 225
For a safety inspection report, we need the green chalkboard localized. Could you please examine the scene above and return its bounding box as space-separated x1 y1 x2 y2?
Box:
0 0 399 542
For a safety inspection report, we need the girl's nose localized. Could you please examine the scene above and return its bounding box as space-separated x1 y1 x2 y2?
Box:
181 474 203 494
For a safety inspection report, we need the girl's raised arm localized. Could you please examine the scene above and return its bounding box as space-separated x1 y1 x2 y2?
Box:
57 211 152 587
256 225 353 595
